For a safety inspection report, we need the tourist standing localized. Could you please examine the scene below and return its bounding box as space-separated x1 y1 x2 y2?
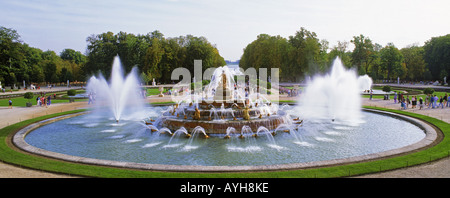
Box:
434 95 438 108
401 98 406 110
428 94 433 108
419 97 424 110
412 96 417 108
406 96 410 108
43 96 47 108
394 92 397 103
446 93 449 108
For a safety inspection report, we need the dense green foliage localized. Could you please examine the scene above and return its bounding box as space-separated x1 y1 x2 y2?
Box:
240 28 327 82
67 89 77 96
240 27 450 83
424 34 450 81
0 26 225 87
423 88 435 95
2 25 450 86
23 92 33 100
0 27 86 87
84 31 226 84
382 85 391 93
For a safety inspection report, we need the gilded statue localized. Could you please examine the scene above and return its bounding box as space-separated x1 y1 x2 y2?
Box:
193 107 201 120
221 71 227 89
243 106 250 120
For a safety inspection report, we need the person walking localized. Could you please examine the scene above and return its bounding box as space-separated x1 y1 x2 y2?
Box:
394 92 397 103
419 97 424 110
8 99 12 109
434 95 438 108
445 93 449 108
429 94 434 108
406 96 410 109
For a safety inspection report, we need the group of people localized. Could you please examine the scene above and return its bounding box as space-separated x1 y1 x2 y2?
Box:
394 92 450 110
36 94 53 108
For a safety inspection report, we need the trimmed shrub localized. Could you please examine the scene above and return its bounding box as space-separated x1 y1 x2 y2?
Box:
423 88 435 95
67 89 77 96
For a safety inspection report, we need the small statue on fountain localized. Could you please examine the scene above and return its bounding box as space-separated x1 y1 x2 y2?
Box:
193 107 201 120
222 70 227 89
243 106 250 120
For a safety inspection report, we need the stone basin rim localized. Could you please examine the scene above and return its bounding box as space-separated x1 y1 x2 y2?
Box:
11 108 440 172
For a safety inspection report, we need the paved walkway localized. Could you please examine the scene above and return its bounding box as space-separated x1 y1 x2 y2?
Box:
356 97 450 178
1 94 450 177
0 101 87 178
0 86 83 97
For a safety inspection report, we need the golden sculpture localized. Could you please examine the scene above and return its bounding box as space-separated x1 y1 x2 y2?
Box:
243 106 250 120
222 71 227 89
193 107 201 120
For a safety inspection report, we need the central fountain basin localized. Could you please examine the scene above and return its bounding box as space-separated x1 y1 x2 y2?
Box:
21 107 427 168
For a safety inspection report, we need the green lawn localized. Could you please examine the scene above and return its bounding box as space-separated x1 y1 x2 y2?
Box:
146 88 164 96
1 105 449 178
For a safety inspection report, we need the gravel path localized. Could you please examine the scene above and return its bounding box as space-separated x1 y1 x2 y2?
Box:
0 102 86 178
356 97 450 178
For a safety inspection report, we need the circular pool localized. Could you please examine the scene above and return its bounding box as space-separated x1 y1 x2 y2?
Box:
15 106 433 171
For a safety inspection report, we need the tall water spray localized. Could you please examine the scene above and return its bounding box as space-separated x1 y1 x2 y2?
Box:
295 58 372 123
86 56 143 122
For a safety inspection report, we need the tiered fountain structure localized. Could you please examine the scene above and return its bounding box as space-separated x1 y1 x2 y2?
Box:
152 66 296 138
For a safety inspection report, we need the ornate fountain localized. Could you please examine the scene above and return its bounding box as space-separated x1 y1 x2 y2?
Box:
147 66 297 138
23 56 430 169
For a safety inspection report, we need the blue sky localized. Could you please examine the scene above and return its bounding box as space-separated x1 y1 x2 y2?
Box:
1 0 449 61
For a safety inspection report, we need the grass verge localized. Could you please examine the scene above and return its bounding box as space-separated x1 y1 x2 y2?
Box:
0 106 449 178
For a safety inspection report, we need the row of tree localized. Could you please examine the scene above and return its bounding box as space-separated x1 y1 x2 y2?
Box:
240 27 450 83
2 25 450 87
0 26 226 87
84 31 226 84
0 26 86 88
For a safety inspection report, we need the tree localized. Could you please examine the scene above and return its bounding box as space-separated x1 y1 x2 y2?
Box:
380 43 404 80
84 32 118 79
424 34 450 81
43 61 58 83
423 88 434 95
288 27 323 77
24 92 34 107
401 45 426 81
328 41 351 67
240 34 291 81
382 85 391 93
0 26 24 86
84 31 225 84
144 37 164 81
351 34 376 75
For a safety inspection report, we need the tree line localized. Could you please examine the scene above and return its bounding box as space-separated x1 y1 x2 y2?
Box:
84 30 225 84
0 26 225 87
239 27 450 83
0 26 86 88
2 25 450 87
